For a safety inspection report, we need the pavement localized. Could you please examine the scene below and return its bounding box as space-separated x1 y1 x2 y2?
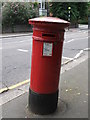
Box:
0 50 88 119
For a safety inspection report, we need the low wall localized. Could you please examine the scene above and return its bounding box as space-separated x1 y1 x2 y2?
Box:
2 24 33 33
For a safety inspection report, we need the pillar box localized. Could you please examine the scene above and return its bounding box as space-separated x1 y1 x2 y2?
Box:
28 17 69 115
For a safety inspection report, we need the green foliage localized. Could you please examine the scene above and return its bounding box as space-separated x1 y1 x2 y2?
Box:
49 2 88 24
2 2 38 27
33 2 38 8
78 18 88 24
88 2 90 16
76 2 88 19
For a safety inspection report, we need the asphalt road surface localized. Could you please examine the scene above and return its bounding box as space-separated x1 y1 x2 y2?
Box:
1 28 89 88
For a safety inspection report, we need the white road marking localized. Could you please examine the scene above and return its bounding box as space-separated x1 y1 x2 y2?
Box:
64 36 89 44
83 31 87 33
61 52 88 74
62 48 89 65
19 39 31 43
84 48 90 51
66 31 87 36
64 39 74 43
17 49 28 52
4 39 31 44
74 48 89 59
74 50 83 59
62 56 73 60
19 41 24 43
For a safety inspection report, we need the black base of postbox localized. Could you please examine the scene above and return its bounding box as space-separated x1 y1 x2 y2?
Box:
28 88 58 115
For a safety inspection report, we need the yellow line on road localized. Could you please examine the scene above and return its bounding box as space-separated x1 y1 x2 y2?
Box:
0 79 29 94
0 88 8 94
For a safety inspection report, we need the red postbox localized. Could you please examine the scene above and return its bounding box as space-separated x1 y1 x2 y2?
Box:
28 17 69 115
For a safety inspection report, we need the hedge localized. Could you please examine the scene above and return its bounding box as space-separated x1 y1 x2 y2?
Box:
2 2 38 28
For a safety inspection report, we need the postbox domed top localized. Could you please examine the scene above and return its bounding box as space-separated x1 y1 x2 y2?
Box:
29 17 69 28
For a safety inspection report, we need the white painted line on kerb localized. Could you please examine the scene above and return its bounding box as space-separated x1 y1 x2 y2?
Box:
17 49 28 52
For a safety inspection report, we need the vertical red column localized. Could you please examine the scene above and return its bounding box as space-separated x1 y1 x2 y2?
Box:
28 17 69 115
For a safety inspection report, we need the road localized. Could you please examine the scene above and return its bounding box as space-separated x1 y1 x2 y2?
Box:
0 28 89 88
